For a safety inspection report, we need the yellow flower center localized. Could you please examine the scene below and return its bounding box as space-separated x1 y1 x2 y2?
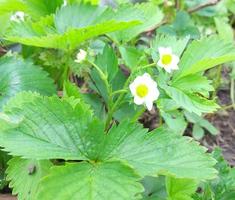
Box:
162 54 172 65
136 84 148 98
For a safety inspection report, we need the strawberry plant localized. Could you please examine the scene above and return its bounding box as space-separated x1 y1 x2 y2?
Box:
0 0 235 199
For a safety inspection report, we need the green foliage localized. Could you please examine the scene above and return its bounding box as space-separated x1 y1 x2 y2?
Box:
0 92 218 198
0 0 63 19
166 177 198 200
185 111 218 140
36 161 143 200
0 55 56 110
6 157 52 200
193 148 235 200
119 46 147 69
0 150 10 190
0 1 234 199
157 11 200 39
142 176 167 200
174 36 235 80
108 2 163 43
4 4 140 50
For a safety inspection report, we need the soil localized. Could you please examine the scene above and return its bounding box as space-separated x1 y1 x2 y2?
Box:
0 195 16 200
202 88 235 166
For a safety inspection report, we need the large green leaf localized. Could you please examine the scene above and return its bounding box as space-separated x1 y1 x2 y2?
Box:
36 161 143 200
0 92 93 160
174 36 235 80
108 3 163 43
0 55 56 110
6 157 52 200
0 92 217 180
5 4 140 50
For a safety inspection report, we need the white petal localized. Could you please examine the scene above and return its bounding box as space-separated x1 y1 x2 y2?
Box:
145 100 153 111
164 67 172 73
129 82 137 95
158 47 172 56
143 73 151 79
172 54 180 65
134 97 144 105
157 59 164 68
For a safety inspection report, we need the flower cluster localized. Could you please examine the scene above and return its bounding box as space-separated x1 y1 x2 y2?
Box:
129 47 179 111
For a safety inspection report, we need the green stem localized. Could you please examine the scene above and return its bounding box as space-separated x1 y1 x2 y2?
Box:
111 89 128 97
212 65 222 98
88 60 113 113
220 104 235 110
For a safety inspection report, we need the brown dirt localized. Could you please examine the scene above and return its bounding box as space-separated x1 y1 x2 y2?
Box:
201 88 235 166
0 195 16 200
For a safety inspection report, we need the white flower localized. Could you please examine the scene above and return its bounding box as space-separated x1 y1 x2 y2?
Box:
63 0 67 7
10 11 25 22
129 73 159 111
157 47 179 73
75 49 87 63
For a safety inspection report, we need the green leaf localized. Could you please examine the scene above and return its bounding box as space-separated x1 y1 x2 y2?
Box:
0 0 63 19
171 74 214 98
166 176 198 200
0 150 10 190
119 46 145 69
105 124 217 179
163 85 219 115
184 112 218 136
108 3 163 43
5 4 140 50
161 110 187 135
142 176 167 200
192 124 204 140
36 161 143 200
157 11 200 39
6 157 52 200
0 92 217 180
95 44 118 82
0 92 93 160
0 0 27 15
0 55 56 110
174 36 235 80
214 17 234 42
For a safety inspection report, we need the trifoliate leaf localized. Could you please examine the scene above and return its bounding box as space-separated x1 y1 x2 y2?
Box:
6 157 52 200
0 55 56 110
36 161 143 200
0 92 217 180
174 36 235 80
